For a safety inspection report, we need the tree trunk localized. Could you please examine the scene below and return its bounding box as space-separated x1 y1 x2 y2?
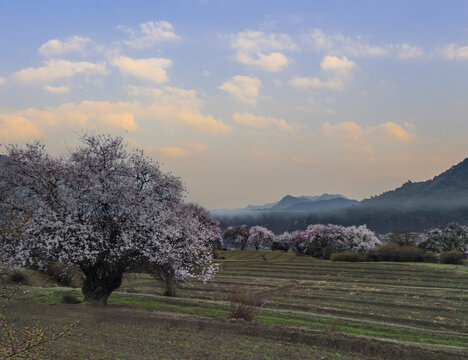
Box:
163 275 177 297
81 263 123 305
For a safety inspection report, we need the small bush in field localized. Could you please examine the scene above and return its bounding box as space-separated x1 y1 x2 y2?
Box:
62 293 81 304
227 288 263 321
331 252 363 262
9 269 28 284
366 243 425 262
440 250 465 265
423 251 439 263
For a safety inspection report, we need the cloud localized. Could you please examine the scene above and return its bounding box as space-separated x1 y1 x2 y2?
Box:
126 85 231 134
230 30 296 72
394 44 424 59
159 146 191 158
308 29 424 58
375 122 412 141
17 101 139 131
111 56 172 83
0 114 42 142
38 36 93 57
443 43 468 60
320 55 356 75
44 85 70 94
290 76 343 90
290 55 356 91
219 75 261 105
233 112 295 133
322 121 413 154
12 59 108 84
119 21 180 49
0 77 5 85
149 103 231 134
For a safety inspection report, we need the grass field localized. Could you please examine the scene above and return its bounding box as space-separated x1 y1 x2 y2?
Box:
3 250 468 359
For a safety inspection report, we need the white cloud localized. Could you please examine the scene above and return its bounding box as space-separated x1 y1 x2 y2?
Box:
230 30 296 72
290 55 356 91
394 43 424 59
219 75 261 105
119 21 180 49
0 114 42 142
443 43 468 60
18 101 139 131
320 55 356 75
0 77 5 85
44 85 70 94
233 112 295 133
290 76 343 90
12 59 108 84
322 121 414 153
38 36 93 57
126 85 231 134
111 56 172 83
308 29 424 59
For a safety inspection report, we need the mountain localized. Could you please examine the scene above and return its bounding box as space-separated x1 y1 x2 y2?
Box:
361 157 468 209
285 197 359 211
213 193 356 213
270 194 357 211
214 158 468 233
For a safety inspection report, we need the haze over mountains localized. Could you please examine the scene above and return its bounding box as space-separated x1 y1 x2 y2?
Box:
213 193 359 214
214 157 468 233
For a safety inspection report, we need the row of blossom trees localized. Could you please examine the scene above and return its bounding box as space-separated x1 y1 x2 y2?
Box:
223 223 381 258
0 134 221 304
223 222 468 258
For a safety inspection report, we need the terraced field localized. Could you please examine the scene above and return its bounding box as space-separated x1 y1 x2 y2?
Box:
4 250 468 359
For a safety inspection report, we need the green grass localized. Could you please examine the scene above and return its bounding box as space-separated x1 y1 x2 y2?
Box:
5 249 468 358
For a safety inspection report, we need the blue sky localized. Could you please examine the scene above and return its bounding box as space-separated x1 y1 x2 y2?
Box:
1 0 467 208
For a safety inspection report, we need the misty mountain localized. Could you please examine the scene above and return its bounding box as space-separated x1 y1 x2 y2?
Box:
214 193 356 213
361 157 468 209
215 158 468 234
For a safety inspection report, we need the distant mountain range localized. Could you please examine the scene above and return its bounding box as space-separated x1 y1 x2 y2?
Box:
212 193 359 214
214 157 468 233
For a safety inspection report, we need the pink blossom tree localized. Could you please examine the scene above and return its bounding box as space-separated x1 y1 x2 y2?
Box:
248 226 275 250
272 232 294 251
151 203 221 296
0 134 218 305
296 224 381 259
418 223 468 255
223 225 250 250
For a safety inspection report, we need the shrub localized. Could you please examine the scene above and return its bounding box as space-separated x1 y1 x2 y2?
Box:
366 244 426 262
227 288 263 321
423 251 439 263
8 269 28 284
440 250 465 265
331 252 363 262
62 293 81 304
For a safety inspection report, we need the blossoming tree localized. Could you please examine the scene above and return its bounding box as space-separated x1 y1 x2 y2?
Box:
0 134 219 305
223 224 250 250
151 203 221 296
296 224 381 259
248 225 275 250
418 223 468 255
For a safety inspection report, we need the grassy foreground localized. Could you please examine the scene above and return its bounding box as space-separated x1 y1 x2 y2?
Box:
3 250 468 359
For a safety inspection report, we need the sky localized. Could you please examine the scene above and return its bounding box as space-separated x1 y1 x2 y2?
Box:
0 0 467 209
